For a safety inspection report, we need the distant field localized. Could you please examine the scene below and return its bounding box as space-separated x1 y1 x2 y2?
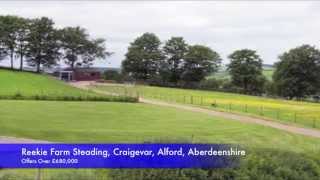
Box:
94 84 320 129
208 69 274 81
262 69 274 80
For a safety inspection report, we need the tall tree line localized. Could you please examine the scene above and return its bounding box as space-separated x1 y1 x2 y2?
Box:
2 16 319 99
0 15 109 72
122 33 221 87
122 33 320 99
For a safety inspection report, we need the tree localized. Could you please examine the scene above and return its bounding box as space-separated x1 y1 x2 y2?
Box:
16 18 30 71
0 17 7 61
227 49 266 94
122 32 163 81
0 41 7 61
81 38 109 67
104 69 122 81
0 15 26 69
60 26 109 69
181 45 221 83
273 45 320 99
162 37 188 84
25 17 60 73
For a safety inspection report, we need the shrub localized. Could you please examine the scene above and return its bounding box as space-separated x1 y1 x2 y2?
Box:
48 171 95 180
265 80 276 96
0 94 138 103
221 80 240 93
107 148 320 180
199 78 223 90
104 70 122 82
13 92 23 99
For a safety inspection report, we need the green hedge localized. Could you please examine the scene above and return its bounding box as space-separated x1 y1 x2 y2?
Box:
108 148 320 180
0 93 138 103
0 148 318 180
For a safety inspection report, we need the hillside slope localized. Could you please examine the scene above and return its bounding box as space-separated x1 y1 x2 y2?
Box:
0 69 91 96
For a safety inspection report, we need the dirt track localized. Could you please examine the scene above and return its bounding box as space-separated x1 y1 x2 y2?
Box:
70 81 320 139
141 98 320 138
0 136 51 143
2 81 319 143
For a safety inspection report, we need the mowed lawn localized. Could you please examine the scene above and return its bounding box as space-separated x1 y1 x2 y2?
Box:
0 100 319 154
94 84 320 129
0 69 95 97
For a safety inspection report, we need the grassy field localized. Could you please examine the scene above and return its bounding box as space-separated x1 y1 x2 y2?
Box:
0 100 319 179
0 100 319 152
1 70 319 179
0 100 320 151
0 69 97 97
94 84 320 129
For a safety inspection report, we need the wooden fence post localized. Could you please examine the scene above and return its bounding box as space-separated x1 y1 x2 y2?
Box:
245 104 248 113
260 106 263 116
294 112 297 123
191 96 193 104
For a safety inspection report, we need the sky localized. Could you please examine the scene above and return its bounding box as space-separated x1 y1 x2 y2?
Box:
0 1 320 68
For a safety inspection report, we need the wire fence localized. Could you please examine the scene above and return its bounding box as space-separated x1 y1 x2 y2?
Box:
96 85 319 130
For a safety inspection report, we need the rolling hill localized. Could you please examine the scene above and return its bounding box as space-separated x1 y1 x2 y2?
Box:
0 69 95 97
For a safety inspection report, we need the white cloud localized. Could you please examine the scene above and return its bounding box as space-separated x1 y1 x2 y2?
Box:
0 1 320 68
